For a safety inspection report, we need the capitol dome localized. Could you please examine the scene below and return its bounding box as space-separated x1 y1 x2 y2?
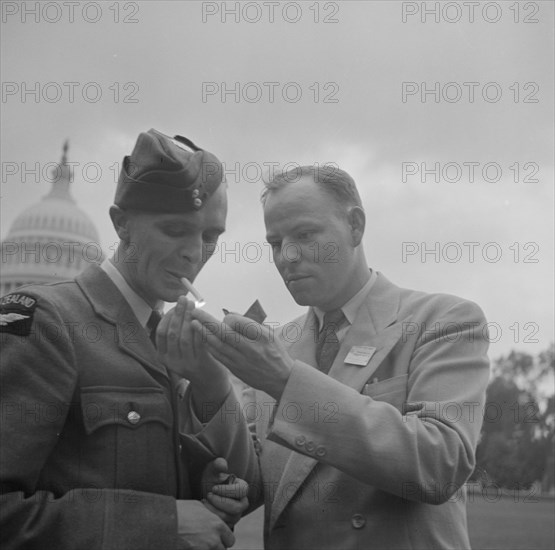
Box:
0 141 104 296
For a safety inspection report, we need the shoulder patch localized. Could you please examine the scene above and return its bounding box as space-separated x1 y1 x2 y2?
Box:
0 293 37 336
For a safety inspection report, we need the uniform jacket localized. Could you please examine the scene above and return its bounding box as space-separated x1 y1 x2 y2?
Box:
0 264 258 550
246 273 490 550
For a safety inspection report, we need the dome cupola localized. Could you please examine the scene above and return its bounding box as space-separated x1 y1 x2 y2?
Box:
1 141 104 296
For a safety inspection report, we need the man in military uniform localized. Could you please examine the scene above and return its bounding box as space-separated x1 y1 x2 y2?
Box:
0 130 258 550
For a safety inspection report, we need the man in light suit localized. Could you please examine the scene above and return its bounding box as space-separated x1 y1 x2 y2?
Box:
193 165 490 549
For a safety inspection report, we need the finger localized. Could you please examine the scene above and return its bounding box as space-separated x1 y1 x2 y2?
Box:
207 493 248 515
191 317 243 350
201 458 229 496
206 494 242 514
203 457 228 479
178 306 196 358
192 322 209 359
220 524 235 549
223 313 262 333
155 309 173 355
210 480 249 500
212 457 229 477
191 306 223 324
193 331 238 370
166 297 188 356
175 294 188 315
190 320 244 375
223 314 273 346
191 319 228 348
196 313 268 357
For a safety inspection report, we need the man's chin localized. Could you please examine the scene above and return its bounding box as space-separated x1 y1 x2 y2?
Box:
289 290 313 307
156 286 184 304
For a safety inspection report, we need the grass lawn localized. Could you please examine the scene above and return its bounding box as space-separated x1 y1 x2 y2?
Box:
233 497 555 550
467 495 554 550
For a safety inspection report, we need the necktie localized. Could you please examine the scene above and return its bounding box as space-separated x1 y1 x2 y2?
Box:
146 310 163 347
315 309 345 374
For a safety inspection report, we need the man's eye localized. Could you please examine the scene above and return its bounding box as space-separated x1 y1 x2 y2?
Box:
164 228 187 237
297 231 314 240
268 241 281 251
203 233 220 244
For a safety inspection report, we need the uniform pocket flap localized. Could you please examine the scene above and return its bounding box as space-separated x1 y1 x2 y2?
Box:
80 386 172 435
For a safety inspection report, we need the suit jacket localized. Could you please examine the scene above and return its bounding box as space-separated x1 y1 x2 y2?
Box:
0 264 258 550
246 273 490 550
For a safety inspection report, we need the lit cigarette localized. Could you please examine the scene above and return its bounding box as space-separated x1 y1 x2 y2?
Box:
180 278 206 308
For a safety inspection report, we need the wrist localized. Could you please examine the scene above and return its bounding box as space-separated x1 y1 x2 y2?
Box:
264 357 294 401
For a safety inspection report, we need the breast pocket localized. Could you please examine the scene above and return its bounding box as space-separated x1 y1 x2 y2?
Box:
81 386 172 434
361 374 408 412
79 386 174 492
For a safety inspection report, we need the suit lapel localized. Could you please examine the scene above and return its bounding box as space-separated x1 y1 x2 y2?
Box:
76 264 168 381
328 302 404 392
269 274 403 529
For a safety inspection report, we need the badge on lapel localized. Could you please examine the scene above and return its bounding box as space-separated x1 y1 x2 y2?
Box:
344 345 376 366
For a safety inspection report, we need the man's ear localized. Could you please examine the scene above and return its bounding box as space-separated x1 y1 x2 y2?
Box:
109 205 131 243
347 206 366 247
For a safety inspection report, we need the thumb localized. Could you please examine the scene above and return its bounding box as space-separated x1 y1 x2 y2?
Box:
203 457 228 481
212 457 229 478
202 457 228 498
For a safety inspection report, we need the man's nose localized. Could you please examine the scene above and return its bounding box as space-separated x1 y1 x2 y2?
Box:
278 240 302 264
179 234 204 265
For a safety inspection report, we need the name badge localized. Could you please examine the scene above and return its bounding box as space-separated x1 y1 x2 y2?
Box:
344 346 376 366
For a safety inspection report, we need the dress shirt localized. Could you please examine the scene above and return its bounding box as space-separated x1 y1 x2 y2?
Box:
313 269 378 340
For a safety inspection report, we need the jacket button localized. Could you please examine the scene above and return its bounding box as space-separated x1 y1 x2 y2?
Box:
351 514 366 529
315 446 326 457
295 435 306 446
305 441 316 452
127 411 141 424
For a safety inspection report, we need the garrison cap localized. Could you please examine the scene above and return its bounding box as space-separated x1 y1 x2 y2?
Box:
115 129 223 213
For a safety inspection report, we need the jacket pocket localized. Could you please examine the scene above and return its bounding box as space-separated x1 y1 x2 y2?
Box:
78 386 176 493
361 374 408 411
80 386 172 435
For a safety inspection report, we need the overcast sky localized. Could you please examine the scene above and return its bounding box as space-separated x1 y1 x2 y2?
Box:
1 0 553 361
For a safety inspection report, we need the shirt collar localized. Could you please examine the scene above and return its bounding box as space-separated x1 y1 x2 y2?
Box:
100 257 163 328
314 269 378 331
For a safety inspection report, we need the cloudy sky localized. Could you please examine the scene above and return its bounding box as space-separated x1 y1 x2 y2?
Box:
1 0 553 361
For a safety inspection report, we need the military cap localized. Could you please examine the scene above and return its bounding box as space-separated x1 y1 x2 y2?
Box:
115 129 223 213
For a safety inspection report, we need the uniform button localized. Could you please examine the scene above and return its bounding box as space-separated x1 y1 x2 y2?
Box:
351 514 366 529
193 198 202 208
127 411 141 424
315 446 326 457
192 189 200 198
305 441 316 453
295 435 306 446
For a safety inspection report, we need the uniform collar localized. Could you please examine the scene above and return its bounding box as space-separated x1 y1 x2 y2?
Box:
314 269 378 331
101 258 163 328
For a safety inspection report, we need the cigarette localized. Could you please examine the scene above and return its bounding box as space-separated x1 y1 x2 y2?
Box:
180 278 206 308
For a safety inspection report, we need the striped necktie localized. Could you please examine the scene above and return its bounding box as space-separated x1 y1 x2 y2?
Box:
315 309 345 374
